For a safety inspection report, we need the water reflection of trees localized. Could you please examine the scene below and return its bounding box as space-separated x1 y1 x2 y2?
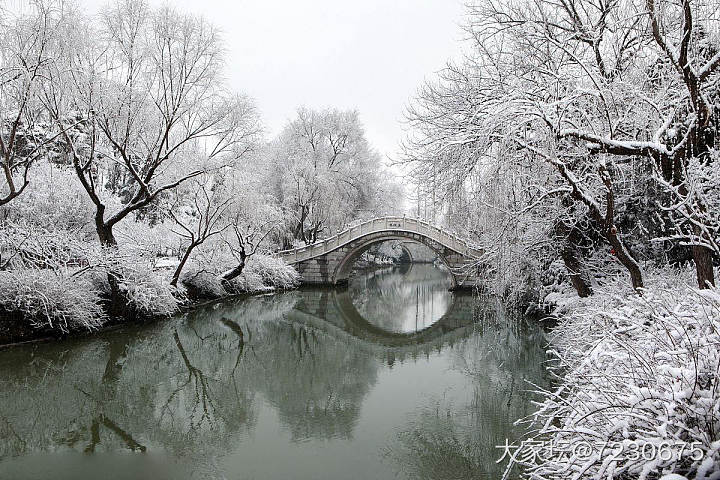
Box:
383 299 550 480
0 288 548 480
0 292 379 472
349 265 454 332
0 317 261 477
233 318 378 442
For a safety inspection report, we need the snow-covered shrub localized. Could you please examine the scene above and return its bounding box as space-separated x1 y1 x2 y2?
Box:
180 253 299 298
0 164 95 233
0 220 101 270
115 219 178 258
0 269 106 334
114 268 181 318
244 254 300 289
89 250 182 318
224 268 267 294
511 276 720 479
180 269 226 299
489 248 571 314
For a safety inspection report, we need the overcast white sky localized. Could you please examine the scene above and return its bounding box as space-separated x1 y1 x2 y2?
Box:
80 0 467 162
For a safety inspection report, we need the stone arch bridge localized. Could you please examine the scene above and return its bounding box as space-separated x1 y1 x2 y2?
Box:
278 217 483 289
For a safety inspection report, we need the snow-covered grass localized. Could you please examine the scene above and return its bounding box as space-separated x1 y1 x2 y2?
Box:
511 272 720 479
0 269 106 335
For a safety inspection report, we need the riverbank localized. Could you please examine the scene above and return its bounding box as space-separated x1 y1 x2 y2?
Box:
0 253 300 347
508 269 720 479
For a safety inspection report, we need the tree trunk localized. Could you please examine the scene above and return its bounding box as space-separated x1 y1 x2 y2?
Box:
96 206 117 247
104 270 129 317
606 226 644 291
692 244 715 289
221 251 247 283
561 246 593 297
170 244 196 287
97 225 117 246
294 205 308 242
554 211 593 298
93 205 126 313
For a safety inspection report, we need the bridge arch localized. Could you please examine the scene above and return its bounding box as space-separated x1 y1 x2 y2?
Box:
331 233 459 288
278 217 483 290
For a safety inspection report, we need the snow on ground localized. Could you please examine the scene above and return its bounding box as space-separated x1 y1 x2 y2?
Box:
509 270 720 479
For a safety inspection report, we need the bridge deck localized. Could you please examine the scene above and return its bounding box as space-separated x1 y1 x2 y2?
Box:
278 216 482 264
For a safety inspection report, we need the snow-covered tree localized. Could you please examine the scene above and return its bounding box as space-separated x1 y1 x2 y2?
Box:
0 0 75 206
218 166 283 285
167 175 232 287
272 107 400 246
404 0 720 291
45 0 262 246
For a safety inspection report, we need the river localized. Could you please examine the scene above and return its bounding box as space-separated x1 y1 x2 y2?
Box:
0 264 549 480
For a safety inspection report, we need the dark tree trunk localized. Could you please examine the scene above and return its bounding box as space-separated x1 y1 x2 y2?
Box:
104 271 131 319
554 210 593 298
307 222 323 244
561 247 593 297
93 207 126 312
692 244 715 289
95 206 117 246
97 225 117 246
606 226 644 290
294 205 308 242
221 252 247 283
171 244 196 287
656 111 717 289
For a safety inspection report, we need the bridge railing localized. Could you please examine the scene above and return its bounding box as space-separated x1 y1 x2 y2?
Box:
277 216 482 264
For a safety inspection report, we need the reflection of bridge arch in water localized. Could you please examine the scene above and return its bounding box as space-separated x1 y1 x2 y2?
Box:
291 289 480 351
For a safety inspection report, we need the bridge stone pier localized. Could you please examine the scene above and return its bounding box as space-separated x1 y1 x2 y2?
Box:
278 217 483 290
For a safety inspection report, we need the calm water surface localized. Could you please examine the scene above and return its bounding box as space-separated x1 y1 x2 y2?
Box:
0 264 549 480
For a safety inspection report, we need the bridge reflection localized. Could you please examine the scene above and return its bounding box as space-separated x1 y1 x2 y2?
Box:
292 288 481 350
348 263 453 333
